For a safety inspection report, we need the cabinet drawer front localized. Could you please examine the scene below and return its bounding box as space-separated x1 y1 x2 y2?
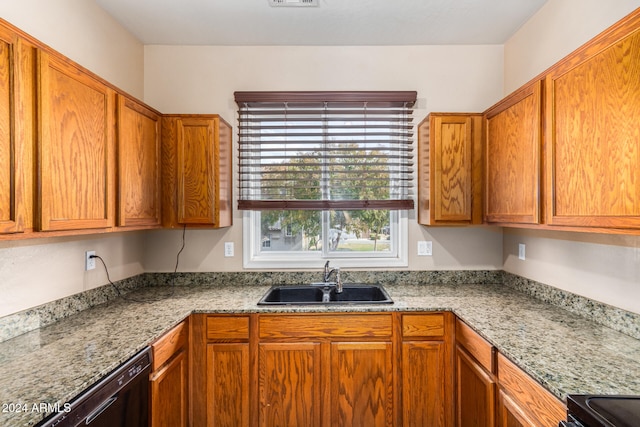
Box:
456 319 494 373
402 313 445 337
207 316 250 340
497 353 565 427
152 320 188 370
259 314 392 339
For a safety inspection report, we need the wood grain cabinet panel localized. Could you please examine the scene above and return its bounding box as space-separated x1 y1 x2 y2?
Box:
545 11 640 228
207 343 250 427
455 345 495 427
401 313 453 427
455 319 496 427
150 349 188 427
0 29 35 235
497 353 565 427
37 51 115 231
162 115 232 228
116 95 161 228
331 342 394 427
418 113 483 225
150 320 189 427
258 342 321 427
496 388 538 427
402 341 448 427
484 80 542 225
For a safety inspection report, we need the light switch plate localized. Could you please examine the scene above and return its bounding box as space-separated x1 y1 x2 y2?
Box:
417 241 432 256
518 243 526 260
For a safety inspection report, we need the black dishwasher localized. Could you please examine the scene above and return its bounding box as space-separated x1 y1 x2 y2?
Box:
37 347 151 427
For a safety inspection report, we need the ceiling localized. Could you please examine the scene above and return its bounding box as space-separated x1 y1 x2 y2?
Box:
94 0 548 46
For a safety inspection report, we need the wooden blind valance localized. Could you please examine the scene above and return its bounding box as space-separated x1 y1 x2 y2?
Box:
235 91 416 211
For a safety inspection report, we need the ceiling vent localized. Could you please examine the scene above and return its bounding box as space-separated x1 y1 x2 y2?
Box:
269 0 319 7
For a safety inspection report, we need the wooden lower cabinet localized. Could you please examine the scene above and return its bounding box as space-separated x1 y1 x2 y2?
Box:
150 319 189 427
401 313 454 427
497 389 538 427
496 353 565 427
193 312 568 427
331 342 394 427
455 319 496 427
207 343 250 427
258 342 321 427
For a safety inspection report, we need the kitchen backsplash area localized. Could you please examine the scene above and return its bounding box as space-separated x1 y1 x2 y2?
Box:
2 270 639 345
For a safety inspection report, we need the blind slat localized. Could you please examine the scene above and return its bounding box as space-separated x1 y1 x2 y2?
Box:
235 91 415 211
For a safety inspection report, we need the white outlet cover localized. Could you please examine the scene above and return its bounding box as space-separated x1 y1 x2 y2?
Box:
224 242 234 257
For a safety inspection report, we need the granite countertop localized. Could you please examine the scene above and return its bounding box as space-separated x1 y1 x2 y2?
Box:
2 281 640 426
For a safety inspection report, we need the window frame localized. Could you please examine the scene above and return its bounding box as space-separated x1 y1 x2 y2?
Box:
242 209 409 269
236 91 414 269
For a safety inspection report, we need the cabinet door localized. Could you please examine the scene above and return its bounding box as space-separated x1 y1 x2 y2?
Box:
0 31 34 235
207 343 250 427
545 16 640 228
150 349 188 427
484 81 542 224
455 345 495 427
258 342 321 427
331 342 394 427
497 389 536 427
37 51 115 231
402 341 449 427
418 114 482 225
117 95 161 228
176 117 217 225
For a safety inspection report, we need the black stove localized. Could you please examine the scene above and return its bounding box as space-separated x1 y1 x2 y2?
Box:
561 395 640 427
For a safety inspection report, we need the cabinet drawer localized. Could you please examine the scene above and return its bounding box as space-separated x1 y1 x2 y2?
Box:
259 314 393 339
497 352 565 427
402 313 445 337
456 319 494 373
152 319 188 370
207 316 250 341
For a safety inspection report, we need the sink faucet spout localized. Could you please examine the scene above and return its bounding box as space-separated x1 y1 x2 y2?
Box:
322 261 343 293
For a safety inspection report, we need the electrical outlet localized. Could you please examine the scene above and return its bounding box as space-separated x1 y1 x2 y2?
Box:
518 243 526 260
224 242 234 257
85 251 96 271
417 240 432 256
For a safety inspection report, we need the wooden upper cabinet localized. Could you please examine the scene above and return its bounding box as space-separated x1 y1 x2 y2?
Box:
484 80 542 225
545 11 640 229
116 95 161 228
37 51 115 231
417 113 482 225
0 28 35 235
162 115 232 228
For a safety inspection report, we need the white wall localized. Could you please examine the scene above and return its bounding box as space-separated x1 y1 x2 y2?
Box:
0 0 144 98
142 44 506 271
504 0 640 94
502 0 640 314
0 0 147 317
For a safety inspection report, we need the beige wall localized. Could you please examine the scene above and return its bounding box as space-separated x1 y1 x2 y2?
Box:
142 44 506 272
504 0 640 94
502 0 640 314
0 0 146 317
0 0 144 98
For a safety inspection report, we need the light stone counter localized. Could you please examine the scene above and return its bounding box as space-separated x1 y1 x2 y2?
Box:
1 276 640 426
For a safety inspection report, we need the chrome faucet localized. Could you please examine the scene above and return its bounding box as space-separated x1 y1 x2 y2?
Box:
323 261 343 293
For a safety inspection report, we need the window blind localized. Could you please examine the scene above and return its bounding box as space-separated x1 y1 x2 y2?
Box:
235 91 416 210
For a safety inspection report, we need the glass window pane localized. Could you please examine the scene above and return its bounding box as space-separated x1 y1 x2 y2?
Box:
258 210 322 252
327 210 392 253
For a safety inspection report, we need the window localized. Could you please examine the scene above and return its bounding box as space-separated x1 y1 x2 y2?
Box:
235 91 416 268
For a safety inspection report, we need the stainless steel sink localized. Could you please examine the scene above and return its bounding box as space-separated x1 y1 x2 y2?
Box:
257 283 393 305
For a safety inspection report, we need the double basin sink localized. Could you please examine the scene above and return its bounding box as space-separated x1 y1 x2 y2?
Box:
258 283 393 305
